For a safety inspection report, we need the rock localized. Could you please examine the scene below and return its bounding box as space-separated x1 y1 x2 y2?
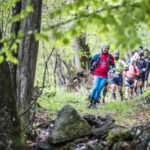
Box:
61 142 76 150
97 115 115 123
106 128 132 147
140 95 150 106
92 121 117 138
74 137 89 144
112 141 126 150
83 115 115 128
87 141 105 150
48 105 91 144
74 140 105 150
74 146 88 150
130 122 150 150
36 142 54 150
83 115 101 127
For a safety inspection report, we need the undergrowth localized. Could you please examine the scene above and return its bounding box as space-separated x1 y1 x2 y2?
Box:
37 87 150 127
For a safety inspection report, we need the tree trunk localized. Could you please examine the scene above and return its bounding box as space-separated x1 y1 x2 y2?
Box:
0 26 26 150
9 1 21 94
53 51 57 88
124 53 130 62
73 37 81 70
79 34 91 70
56 54 66 86
73 35 91 70
17 0 42 125
148 30 150 51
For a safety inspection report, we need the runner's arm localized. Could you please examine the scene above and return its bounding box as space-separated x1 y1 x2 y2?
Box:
135 66 140 76
110 55 115 68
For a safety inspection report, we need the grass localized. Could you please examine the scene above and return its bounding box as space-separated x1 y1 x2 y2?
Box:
37 87 150 127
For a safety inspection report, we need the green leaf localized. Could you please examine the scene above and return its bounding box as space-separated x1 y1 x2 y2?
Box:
0 56 4 63
62 38 70 45
34 33 49 41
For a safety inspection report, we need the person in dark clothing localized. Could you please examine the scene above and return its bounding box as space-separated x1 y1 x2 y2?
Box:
139 46 144 54
135 51 147 95
144 50 150 90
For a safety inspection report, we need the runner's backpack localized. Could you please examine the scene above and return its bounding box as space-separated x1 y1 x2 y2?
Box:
89 52 113 72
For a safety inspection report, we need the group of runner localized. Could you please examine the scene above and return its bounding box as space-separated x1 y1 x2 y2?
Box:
87 42 150 109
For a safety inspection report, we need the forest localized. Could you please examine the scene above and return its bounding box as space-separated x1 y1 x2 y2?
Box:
0 0 150 150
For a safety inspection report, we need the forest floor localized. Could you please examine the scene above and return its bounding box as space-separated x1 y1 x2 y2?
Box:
37 87 150 128
27 88 150 149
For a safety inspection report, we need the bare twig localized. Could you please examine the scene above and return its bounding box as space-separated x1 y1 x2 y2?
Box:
20 47 55 116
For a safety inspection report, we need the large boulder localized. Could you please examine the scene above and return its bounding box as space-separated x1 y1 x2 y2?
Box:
48 105 91 144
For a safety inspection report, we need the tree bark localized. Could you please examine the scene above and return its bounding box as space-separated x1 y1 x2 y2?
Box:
53 51 57 88
0 26 26 150
148 30 150 51
9 1 21 94
73 35 91 70
73 37 81 70
56 54 66 86
17 0 42 125
79 34 91 70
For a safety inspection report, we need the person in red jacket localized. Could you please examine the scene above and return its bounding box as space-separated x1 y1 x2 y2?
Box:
88 42 115 108
124 58 139 98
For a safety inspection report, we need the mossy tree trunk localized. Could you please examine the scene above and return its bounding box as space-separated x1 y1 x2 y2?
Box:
73 34 91 70
0 26 26 150
17 0 42 125
79 34 91 70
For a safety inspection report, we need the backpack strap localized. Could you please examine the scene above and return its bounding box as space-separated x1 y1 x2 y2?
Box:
89 53 101 71
133 65 136 73
108 53 112 69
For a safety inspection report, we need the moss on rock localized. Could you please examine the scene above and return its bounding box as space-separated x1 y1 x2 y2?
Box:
107 128 132 147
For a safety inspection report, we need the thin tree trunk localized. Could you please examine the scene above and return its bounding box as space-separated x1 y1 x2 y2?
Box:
0 26 26 150
73 37 81 70
148 30 150 51
125 53 130 62
17 0 42 125
53 51 57 88
57 54 66 86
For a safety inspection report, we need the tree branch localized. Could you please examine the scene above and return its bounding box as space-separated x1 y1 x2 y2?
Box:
47 3 139 29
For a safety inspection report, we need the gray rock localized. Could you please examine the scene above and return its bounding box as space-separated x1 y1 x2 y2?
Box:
92 121 117 138
48 105 91 144
97 115 115 123
61 142 76 150
36 142 54 150
130 122 150 150
74 137 89 144
83 115 101 127
112 141 126 150
87 141 105 150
